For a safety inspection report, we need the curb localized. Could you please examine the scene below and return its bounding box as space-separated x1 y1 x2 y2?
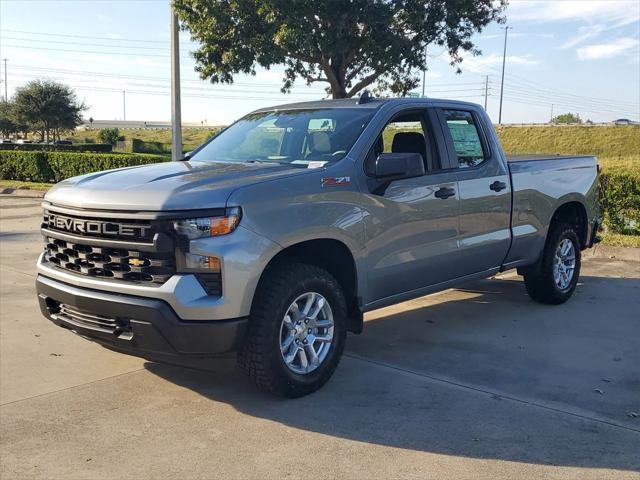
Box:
586 245 640 262
0 187 47 198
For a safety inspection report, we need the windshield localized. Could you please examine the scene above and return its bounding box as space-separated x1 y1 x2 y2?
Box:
190 108 375 167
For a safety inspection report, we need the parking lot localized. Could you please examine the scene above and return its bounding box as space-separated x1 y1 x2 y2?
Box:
1 194 639 479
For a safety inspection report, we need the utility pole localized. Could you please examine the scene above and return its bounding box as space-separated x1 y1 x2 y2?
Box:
170 6 183 161
550 103 554 124
421 45 428 97
498 26 512 124
122 90 126 121
2 59 7 101
484 75 489 111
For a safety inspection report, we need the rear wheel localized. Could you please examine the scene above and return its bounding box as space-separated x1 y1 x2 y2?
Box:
238 263 347 397
523 222 581 305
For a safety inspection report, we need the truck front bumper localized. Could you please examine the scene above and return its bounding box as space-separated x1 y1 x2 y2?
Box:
36 275 247 359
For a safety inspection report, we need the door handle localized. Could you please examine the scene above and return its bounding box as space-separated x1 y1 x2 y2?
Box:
435 187 456 199
490 181 507 192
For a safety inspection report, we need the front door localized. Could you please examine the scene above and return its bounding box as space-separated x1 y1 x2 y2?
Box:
361 109 460 305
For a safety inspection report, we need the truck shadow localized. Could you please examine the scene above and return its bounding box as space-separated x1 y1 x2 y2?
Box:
145 273 640 472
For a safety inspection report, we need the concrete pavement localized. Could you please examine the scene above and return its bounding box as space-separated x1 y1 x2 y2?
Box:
1 195 639 479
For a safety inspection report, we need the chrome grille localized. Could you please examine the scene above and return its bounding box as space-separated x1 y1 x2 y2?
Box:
44 237 175 284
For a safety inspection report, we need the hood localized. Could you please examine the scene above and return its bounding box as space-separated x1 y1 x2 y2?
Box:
44 160 309 211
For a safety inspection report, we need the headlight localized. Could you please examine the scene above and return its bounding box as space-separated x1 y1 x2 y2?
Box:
172 207 241 239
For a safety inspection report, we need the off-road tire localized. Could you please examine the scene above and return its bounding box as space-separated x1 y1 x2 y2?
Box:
238 263 347 397
524 222 581 305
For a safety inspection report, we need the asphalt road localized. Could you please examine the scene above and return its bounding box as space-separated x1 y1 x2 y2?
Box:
1 194 639 480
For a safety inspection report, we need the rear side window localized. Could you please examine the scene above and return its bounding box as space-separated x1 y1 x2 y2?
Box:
443 110 486 168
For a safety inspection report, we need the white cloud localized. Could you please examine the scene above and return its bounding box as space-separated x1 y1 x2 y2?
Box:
559 25 606 49
508 0 640 27
484 32 554 39
577 37 640 60
458 53 540 74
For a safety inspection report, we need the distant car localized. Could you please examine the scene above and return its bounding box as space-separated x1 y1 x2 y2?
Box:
51 140 73 145
15 139 33 144
614 118 634 125
1 139 12 144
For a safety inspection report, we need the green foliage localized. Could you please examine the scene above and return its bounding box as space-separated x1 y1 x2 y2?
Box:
551 113 582 124
97 128 120 145
0 100 19 137
0 150 166 182
174 0 506 98
0 143 112 152
0 151 53 183
115 139 172 154
11 80 86 142
600 168 640 235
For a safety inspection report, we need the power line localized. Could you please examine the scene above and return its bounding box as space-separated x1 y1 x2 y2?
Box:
0 28 170 44
0 36 169 51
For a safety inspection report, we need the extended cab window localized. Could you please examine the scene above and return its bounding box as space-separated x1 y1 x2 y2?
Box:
443 110 486 168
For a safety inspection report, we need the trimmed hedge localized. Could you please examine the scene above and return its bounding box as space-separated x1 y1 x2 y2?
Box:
0 143 113 152
115 138 172 154
0 150 167 183
600 169 640 235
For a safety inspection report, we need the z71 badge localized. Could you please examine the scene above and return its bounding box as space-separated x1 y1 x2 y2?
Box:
321 176 351 187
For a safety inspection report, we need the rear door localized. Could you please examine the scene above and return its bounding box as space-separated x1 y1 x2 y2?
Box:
438 108 511 276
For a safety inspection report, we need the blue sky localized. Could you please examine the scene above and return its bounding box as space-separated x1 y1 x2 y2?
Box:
1 0 638 124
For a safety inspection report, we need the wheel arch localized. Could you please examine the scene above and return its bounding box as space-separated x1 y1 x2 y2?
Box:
254 238 363 334
549 199 589 249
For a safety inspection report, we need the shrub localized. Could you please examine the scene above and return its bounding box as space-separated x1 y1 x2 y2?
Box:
46 152 166 181
0 150 53 182
600 169 640 235
0 150 166 182
0 143 112 152
98 128 120 145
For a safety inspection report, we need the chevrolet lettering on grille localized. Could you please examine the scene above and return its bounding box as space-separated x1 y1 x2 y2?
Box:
45 213 150 238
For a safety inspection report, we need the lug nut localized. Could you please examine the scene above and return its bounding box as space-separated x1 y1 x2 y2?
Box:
307 328 312 334
303 339 308 344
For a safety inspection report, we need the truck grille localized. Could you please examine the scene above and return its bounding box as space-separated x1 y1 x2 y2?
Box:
44 237 175 283
42 209 176 285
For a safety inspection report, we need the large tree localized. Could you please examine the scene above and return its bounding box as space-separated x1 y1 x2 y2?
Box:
12 80 86 142
174 0 506 99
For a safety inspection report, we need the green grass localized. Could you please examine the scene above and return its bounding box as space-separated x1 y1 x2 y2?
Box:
67 127 220 152
496 125 640 157
600 232 640 248
598 154 640 173
0 180 51 191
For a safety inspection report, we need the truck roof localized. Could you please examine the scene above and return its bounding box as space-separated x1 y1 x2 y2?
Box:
252 97 482 113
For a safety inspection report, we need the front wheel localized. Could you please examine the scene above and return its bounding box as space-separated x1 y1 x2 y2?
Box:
238 263 347 397
523 222 581 305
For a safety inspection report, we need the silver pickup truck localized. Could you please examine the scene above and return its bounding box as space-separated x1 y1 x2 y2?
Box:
36 98 601 397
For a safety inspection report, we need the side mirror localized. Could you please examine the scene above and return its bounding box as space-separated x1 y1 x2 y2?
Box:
374 152 425 179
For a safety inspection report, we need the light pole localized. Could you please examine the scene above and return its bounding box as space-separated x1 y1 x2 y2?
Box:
498 26 512 124
171 5 183 161
2 59 7 101
484 75 489 111
421 45 428 97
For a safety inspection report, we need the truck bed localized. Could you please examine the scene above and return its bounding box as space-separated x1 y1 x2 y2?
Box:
503 154 599 268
